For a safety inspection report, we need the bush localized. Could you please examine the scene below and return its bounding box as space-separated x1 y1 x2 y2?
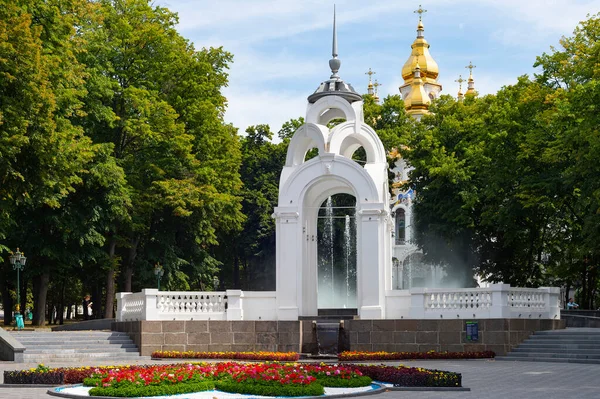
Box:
3 370 64 385
314 375 372 387
353 365 461 387
338 350 495 361
152 350 300 361
215 380 324 397
89 381 215 398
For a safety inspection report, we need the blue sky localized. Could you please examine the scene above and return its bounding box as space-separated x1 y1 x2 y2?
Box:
158 0 600 134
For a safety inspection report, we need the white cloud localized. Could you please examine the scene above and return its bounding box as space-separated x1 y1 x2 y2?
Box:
157 0 600 134
223 87 307 136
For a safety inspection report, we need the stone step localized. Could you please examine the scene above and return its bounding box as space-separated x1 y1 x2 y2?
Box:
25 347 140 354
522 338 600 345
10 330 142 361
526 335 600 340
21 353 149 362
513 347 600 355
505 351 600 360
495 356 600 365
518 343 600 350
534 328 600 335
17 338 131 345
10 332 128 337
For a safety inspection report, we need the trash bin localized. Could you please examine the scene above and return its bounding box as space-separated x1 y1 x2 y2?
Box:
15 314 24 330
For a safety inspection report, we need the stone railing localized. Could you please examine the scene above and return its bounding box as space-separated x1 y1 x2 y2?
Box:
116 289 243 321
117 284 561 321
407 284 561 319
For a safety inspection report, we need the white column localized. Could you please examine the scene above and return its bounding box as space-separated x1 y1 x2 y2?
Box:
142 288 159 321
540 286 561 319
115 292 131 322
274 207 300 320
409 288 427 318
357 206 385 319
226 289 243 320
489 283 511 318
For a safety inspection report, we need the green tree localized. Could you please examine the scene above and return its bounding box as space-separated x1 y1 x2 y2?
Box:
77 0 243 311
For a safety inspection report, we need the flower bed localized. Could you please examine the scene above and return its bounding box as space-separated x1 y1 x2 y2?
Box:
4 364 146 385
7 361 464 396
83 362 371 397
354 365 461 387
152 350 300 361
338 350 495 361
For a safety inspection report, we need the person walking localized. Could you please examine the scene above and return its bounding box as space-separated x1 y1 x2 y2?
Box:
82 294 93 320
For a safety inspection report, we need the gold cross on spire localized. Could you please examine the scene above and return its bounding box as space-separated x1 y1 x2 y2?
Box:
465 61 476 75
365 68 376 83
455 74 465 89
414 4 427 20
373 79 382 94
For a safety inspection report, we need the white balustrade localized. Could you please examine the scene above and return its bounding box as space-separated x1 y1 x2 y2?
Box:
403 284 560 320
116 289 237 321
116 284 561 321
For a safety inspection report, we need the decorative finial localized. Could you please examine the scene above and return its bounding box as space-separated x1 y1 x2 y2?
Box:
365 68 375 82
373 79 381 94
366 68 375 94
414 4 427 21
329 4 340 80
455 74 465 90
465 61 476 77
373 79 381 103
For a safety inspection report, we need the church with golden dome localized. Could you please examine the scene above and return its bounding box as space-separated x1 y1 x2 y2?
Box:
382 5 479 289
367 5 477 117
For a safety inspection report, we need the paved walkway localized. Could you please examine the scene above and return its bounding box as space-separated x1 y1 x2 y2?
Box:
0 358 599 398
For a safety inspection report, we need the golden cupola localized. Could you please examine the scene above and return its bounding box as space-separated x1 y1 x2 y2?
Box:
404 63 430 120
465 61 477 95
401 19 440 83
399 5 442 118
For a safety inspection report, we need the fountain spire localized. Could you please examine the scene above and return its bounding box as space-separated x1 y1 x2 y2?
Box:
329 5 340 79
307 5 362 103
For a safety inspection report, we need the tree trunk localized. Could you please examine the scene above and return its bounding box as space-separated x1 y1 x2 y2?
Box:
20 276 27 316
104 237 117 319
233 253 240 289
58 281 65 325
1 282 13 325
123 236 140 292
32 272 50 326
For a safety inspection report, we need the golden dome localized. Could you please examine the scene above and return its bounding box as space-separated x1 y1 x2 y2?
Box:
401 21 439 82
404 65 430 112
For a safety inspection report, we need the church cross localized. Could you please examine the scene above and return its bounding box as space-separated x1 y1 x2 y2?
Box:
365 68 376 80
414 5 427 20
465 61 476 74
373 80 382 94
455 74 465 90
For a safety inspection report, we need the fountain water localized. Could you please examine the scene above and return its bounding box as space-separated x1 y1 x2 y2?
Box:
344 215 351 306
318 196 356 309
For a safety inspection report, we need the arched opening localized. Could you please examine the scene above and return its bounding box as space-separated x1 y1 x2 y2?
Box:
304 147 319 162
395 208 406 245
317 193 357 309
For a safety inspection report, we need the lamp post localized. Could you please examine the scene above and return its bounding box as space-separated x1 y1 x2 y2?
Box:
154 262 164 290
9 248 26 330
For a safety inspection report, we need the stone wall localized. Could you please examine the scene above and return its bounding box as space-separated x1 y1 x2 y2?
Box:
113 318 566 357
112 320 303 356
340 319 566 356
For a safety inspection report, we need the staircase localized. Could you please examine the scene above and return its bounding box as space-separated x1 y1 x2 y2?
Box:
497 328 600 364
10 330 147 363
